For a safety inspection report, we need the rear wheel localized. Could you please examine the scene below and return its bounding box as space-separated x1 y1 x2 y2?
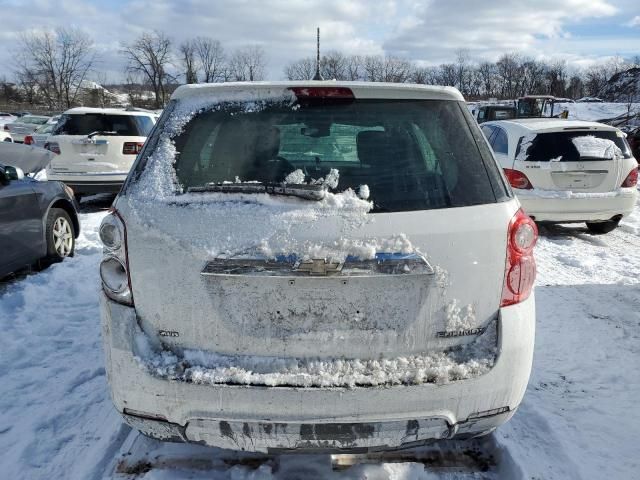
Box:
43 208 75 265
586 218 620 234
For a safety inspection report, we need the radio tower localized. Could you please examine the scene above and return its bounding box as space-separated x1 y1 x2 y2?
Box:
313 27 322 80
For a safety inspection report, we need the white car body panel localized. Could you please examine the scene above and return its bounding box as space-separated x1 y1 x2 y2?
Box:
483 118 638 222
45 108 155 195
101 292 534 451
5 115 50 142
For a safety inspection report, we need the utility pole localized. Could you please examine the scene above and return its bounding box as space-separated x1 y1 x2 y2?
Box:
313 27 322 80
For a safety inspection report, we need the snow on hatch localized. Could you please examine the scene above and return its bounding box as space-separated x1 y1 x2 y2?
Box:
133 322 497 388
572 135 622 159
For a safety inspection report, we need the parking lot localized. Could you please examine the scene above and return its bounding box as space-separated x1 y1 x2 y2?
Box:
0 194 637 479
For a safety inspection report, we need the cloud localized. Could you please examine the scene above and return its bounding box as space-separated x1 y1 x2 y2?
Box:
0 0 635 83
383 0 618 63
625 15 640 27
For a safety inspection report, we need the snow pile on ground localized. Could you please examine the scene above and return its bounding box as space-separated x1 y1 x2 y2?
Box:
133 322 496 388
534 195 640 286
557 101 639 122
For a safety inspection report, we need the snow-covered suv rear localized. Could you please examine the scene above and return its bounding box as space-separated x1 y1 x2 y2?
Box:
100 82 537 452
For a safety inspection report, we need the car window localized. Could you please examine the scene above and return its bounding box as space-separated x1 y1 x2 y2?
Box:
170 99 501 212
494 110 514 120
35 124 54 134
492 127 509 155
477 109 485 120
480 125 494 142
53 114 154 136
516 131 632 161
22 116 49 125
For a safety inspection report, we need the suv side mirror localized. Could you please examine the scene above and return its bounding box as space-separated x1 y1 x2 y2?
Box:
4 165 25 181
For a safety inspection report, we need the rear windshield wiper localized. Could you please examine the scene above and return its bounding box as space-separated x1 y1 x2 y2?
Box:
86 130 118 138
187 182 327 200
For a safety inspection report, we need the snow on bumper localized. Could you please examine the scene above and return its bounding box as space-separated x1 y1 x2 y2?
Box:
516 187 637 222
100 293 535 452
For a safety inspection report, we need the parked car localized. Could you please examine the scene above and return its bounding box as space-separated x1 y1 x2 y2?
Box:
46 107 156 199
24 123 56 148
0 112 16 128
481 118 638 233
0 163 79 279
100 81 537 452
4 115 50 142
0 131 12 142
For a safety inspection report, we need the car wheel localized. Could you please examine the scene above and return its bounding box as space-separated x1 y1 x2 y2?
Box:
586 219 620 234
44 208 75 264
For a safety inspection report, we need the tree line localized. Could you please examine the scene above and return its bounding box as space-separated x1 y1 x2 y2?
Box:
6 29 267 110
285 49 640 101
2 28 639 111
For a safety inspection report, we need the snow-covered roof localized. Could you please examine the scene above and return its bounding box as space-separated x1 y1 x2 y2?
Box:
172 81 464 102
491 118 619 133
62 107 155 116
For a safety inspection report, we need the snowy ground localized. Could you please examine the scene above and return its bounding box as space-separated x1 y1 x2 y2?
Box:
1 196 639 479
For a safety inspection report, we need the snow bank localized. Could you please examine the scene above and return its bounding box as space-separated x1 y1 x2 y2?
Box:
133 322 496 388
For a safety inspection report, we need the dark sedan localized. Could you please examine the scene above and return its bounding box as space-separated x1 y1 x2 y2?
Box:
0 164 79 279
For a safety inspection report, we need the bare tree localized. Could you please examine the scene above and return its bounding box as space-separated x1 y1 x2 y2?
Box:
121 31 174 108
321 51 348 80
437 63 457 87
284 57 316 80
15 27 95 109
180 40 198 84
454 49 470 94
228 45 266 81
194 37 226 82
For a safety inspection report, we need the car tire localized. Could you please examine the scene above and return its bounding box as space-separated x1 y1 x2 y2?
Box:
43 208 75 265
586 219 620 234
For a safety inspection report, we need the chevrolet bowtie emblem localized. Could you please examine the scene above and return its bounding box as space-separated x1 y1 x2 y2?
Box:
295 259 342 276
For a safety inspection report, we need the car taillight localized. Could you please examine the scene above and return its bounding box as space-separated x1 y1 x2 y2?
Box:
24 135 34 145
123 142 144 155
503 169 533 190
99 209 133 306
501 208 538 307
621 167 638 188
44 141 60 154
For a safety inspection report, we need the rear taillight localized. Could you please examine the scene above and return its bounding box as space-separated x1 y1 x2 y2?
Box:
99 210 133 306
44 141 60 154
621 168 638 188
503 169 533 190
122 142 144 155
24 135 33 145
501 208 538 307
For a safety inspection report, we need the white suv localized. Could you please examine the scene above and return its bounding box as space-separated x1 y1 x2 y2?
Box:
45 108 156 199
100 82 537 452
481 118 638 233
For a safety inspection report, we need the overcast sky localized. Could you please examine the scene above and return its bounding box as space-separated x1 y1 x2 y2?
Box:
1 0 639 83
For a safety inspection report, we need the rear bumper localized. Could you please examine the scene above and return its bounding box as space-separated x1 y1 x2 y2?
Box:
46 172 127 195
517 188 637 222
101 292 535 452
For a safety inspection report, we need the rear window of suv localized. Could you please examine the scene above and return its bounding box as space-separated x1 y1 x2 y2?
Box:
53 113 154 137
517 130 632 162
170 99 506 213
